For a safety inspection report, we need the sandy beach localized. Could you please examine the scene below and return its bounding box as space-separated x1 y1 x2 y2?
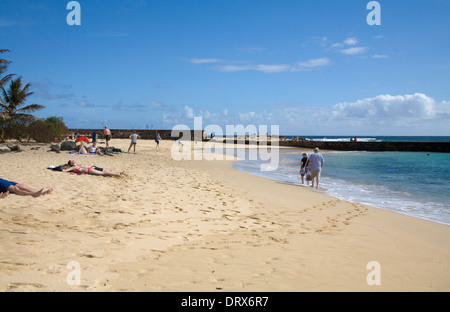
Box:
0 138 449 292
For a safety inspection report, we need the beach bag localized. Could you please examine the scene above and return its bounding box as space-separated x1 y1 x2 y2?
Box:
300 167 305 175
306 171 312 181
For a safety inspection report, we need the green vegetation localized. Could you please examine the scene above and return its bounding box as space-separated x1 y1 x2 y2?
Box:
0 49 68 143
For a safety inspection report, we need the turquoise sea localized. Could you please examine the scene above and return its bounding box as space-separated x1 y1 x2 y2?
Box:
232 136 450 226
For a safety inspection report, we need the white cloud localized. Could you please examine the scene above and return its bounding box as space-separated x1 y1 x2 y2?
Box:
217 64 290 73
215 58 330 73
331 37 358 48
156 93 450 135
217 65 251 72
328 93 444 120
309 36 329 47
190 58 223 64
274 94 450 135
151 101 164 109
184 105 194 118
344 37 359 46
33 79 74 100
238 47 267 53
341 47 367 55
331 37 367 56
254 64 291 73
372 54 389 59
296 57 331 69
238 111 256 121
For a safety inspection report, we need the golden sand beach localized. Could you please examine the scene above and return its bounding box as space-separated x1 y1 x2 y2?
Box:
0 138 449 292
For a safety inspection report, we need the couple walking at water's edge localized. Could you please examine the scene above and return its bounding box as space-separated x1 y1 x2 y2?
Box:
300 147 325 190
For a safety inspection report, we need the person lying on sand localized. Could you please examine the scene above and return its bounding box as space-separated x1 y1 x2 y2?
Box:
0 178 53 197
66 160 118 175
62 161 124 177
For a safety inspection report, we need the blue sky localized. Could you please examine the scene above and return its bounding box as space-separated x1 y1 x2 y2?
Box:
1 0 449 135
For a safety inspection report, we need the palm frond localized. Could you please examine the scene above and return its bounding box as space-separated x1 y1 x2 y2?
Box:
16 104 45 113
0 49 10 66
0 77 44 119
0 73 14 88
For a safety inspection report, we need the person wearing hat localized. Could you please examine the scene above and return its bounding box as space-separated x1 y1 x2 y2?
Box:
308 147 325 189
299 152 309 185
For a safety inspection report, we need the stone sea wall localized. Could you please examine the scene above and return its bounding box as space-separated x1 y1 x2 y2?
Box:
279 140 450 153
68 130 449 152
69 129 205 141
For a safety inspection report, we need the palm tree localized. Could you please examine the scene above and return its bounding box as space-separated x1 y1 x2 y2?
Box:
0 49 9 64
0 49 13 89
0 77 45 120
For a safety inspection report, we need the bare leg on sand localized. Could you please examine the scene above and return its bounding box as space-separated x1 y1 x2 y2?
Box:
8 184 53 197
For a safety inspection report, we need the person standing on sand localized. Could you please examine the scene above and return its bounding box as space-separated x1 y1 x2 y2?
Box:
299 152 309 185
308 147 325 190
0 178 53 197
155 133 161 149
128 133 140 153
103 126 112 148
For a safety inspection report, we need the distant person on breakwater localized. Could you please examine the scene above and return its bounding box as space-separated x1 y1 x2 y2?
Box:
104 126 112 148
308 147 325 190
128 133 140 153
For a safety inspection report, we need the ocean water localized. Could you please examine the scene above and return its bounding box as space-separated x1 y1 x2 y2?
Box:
233 148 450 226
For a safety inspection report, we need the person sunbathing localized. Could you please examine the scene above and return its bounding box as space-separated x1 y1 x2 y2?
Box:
78 142 88 155
0 178 53 197
63 161 123 177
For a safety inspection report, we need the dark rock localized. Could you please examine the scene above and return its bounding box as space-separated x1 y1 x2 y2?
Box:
8 145 22 152
0 145 11 154
50 145 61 153
60 141 77 151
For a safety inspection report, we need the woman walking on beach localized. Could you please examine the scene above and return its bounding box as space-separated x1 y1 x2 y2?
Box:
299 152 309 185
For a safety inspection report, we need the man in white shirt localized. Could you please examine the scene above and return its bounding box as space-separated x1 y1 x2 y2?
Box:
128 133 140 153
308 147 325 190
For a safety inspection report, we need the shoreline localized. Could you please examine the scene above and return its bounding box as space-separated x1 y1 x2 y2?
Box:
230 147 450 227
1 139 449 291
